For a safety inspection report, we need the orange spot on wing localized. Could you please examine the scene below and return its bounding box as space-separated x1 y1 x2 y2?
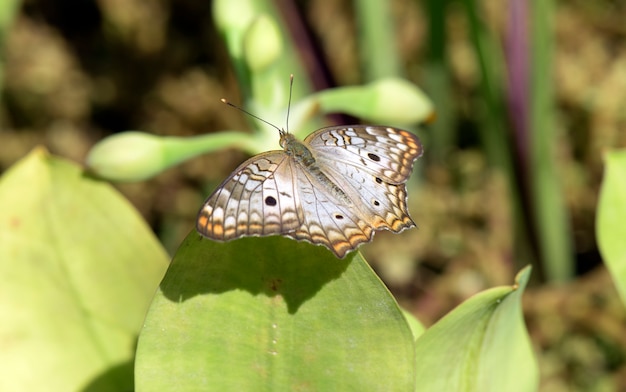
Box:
197 215 209 229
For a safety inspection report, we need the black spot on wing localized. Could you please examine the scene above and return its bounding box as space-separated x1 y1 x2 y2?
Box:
368 153 381 162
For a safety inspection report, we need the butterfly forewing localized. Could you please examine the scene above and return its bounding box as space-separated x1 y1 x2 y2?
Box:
304 126 423 184
196 152 303 240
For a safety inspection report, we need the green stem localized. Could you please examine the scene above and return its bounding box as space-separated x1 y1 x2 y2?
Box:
423 0 454 162
162 131 257 166
354 0 402 81
0 0 20 96
530 0 573 282
463 0 535 274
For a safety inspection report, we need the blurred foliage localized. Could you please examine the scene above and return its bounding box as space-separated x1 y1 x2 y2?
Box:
1 0 625 390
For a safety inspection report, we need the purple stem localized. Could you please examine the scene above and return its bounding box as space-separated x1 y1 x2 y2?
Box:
506 0 529 172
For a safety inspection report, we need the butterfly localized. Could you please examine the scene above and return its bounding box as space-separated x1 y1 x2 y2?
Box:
196 122 423 258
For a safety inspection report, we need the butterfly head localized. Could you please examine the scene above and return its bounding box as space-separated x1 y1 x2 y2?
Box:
279 129 296 149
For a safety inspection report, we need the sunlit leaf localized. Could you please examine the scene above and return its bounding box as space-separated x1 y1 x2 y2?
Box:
597 149 626 307
136 234 416 391
0 148 169 391
413 267 538 392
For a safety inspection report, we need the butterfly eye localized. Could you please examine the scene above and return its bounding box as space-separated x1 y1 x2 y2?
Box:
265 196 277 206
368 153 381 162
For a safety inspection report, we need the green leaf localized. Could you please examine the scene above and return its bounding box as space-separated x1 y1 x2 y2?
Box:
413 266 538 392
401 308 425 340
136 234 416 391
597 149 626 307
0 148 169 392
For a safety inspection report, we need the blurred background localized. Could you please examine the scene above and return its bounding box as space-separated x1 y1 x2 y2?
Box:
1 0 625 390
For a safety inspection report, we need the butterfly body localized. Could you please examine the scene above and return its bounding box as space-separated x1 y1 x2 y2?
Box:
282 132 353 206
197 125 422 258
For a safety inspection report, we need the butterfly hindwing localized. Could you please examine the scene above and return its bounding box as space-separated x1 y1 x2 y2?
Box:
284 164 375 258
312 153 415 234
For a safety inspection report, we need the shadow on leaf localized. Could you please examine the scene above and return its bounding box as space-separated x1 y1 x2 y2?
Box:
81 358 134 392
160 232 353 313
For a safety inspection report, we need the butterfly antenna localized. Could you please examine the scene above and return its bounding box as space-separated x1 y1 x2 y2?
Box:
220 99 283 135
286 74 294 133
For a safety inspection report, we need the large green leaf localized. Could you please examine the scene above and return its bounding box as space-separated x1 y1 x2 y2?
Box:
413 267 538 392
136 233 418 391
0 148 169 392
597 149 626 306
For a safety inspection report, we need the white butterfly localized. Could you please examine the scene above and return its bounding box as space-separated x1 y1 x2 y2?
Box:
196 123 423 258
